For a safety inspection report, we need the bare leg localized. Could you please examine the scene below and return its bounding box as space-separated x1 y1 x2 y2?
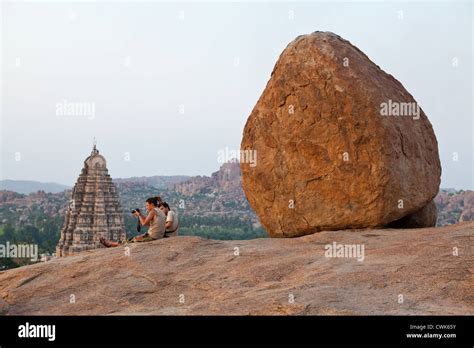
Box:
99 237 121 248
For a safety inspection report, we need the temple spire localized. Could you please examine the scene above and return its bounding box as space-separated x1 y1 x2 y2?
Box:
92 137 99 155
56 142 125 257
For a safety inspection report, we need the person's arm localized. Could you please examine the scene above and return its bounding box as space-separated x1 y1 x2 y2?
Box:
136 209 155 226
165 213 174 230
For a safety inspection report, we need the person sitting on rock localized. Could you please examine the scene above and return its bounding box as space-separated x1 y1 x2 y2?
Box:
158 202 179 237
99 196 166 247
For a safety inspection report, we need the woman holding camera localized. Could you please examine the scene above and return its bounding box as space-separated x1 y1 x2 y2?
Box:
99 196 166 247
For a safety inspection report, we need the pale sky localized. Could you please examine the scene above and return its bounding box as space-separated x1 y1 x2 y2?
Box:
1 1 472 189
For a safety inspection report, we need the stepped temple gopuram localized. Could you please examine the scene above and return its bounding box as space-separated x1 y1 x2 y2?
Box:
56 144 125 257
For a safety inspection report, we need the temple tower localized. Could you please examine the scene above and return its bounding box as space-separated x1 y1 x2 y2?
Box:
56 144 125 256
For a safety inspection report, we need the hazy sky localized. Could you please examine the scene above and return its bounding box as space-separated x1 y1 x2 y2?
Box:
1 1 472 189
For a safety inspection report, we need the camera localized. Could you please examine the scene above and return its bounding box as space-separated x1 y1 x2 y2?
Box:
131 208 140 214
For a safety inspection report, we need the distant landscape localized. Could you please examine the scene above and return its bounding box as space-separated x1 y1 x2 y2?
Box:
0 162 472 270
0 162 264 269
0 180 70 194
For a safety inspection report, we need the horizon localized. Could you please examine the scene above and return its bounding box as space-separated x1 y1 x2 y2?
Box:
0 177 472 193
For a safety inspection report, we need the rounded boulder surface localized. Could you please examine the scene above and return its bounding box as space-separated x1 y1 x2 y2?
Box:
240 31 441 237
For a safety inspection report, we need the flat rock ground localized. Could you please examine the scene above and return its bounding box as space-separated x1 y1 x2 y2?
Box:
0 222 472 315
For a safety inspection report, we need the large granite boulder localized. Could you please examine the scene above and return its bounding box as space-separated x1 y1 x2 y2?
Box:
240 31 441 237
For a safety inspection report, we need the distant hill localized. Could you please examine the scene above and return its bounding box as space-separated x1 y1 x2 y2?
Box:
174 160 242 196
0 180 70 194
113 175 190 189
0 175 191 194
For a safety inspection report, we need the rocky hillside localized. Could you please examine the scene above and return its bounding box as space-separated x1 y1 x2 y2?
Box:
174 160 242 196
171 161 256 226
113 175 189 189
0 163 265 270
1 162 471 230
0 222 472 315
435 189 474 225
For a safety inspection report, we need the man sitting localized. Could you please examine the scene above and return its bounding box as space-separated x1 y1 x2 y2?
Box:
159 202 179 237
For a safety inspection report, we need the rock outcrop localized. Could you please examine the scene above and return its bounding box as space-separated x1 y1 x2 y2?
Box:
174 161 242 196
240 31 441 237
0 222 472 315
